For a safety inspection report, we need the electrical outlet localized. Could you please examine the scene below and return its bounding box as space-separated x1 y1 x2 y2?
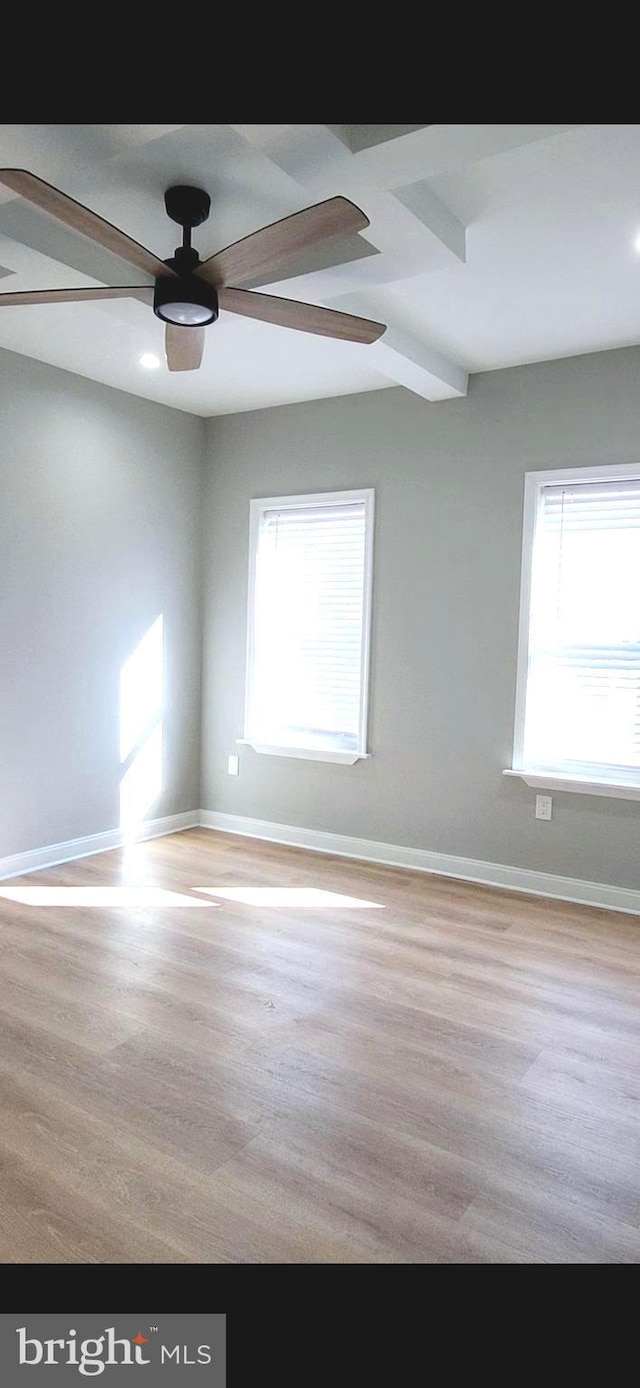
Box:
535 794 552 821
227 754 239 776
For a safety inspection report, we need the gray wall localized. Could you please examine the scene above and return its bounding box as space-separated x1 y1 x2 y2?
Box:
201 347 640 890
0 349 204 858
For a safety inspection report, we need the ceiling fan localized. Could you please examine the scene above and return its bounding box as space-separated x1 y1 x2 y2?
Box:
0 172 386 372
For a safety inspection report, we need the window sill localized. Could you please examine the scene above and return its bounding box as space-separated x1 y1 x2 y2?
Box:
503 769 640 802
237 739 369 766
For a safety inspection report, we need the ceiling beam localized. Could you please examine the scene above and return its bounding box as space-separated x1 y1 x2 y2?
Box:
230 124 471 401
393 180 466 262
327 125 433 153
347 123 583 186
230 124 465 270
374 325 467 400
0 125 187 201
330 290 467 401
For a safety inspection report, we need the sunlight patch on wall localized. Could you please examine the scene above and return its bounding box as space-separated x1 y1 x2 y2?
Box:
120 722 163 830
119 615 164 831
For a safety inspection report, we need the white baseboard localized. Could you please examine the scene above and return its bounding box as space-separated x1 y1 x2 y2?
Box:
198 810 640 917
0 810 200 882
3 806 637 918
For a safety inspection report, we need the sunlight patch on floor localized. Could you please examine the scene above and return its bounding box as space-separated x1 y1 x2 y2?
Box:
193 886 383 908
0 886 218 908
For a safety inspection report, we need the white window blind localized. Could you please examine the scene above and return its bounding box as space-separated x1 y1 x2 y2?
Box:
522 476 640 780
244 490 374 760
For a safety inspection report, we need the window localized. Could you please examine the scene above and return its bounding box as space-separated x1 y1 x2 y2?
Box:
507 464 640 798
242 489 374 763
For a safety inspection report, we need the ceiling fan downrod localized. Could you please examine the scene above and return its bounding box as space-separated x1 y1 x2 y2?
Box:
154 185 218 327
163 185 211 271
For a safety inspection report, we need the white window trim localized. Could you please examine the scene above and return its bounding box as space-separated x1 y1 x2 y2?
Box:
505 461 640 800
503 768 640 800
236 739 369 766
242 487 375 764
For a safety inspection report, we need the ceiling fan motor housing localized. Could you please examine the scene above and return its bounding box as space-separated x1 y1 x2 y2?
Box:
153 273 219 327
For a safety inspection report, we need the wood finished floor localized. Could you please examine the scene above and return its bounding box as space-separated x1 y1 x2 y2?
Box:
0 827 638 1264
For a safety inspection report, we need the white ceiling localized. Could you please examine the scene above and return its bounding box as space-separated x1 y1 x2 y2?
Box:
0 124 639 416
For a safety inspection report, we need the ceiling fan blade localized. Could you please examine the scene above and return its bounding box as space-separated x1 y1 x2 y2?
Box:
0 169 175 280
219 287 386 344
165 323 205 372
197 196 370 289
0 285 153 307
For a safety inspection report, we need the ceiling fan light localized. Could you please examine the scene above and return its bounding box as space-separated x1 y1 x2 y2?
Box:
157 301 213 326
153 275 218 327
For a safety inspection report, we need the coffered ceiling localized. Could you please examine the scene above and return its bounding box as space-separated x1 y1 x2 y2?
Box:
0 124 638 416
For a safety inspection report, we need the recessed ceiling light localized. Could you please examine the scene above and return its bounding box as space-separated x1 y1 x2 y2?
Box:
139 352 161 369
